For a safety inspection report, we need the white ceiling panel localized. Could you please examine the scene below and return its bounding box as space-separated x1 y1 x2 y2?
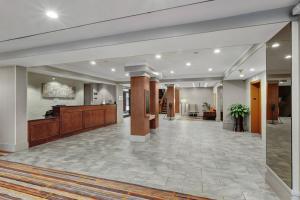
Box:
0 0 296 52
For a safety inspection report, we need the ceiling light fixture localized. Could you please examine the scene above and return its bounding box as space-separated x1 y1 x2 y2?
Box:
272 43 280 48
250 68 255 72
155 54 162 59
239 69 244 78
52 77 56 80
214 49 221 54
90 61 96 65
46 10 59 19
111 68 116 72
125 73 129 77
285 55 292 59
170 70 175 74
208 68 213 72
186 62 191 66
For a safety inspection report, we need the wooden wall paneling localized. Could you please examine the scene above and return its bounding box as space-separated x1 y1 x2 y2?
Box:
267 83 279 121
166 85 175 118
28 105 117 147
105 107 117 124
60 110 83 135
175 88 180 113
150 80 159 129
83 109 105 128
130 76 150 136
28 118 59 147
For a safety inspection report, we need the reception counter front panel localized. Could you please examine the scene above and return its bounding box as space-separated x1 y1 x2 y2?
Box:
28 105 117 147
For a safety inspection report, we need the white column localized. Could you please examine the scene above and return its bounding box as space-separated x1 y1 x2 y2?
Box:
292 20 300 198
0 66 28 152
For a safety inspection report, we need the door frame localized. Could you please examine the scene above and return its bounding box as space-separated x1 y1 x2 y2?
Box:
250 80 261 134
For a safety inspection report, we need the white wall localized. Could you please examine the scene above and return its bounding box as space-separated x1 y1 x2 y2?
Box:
180 87 213 115
27 72 84 120
223 80 246 130
245 72 267 157
0 66 28 152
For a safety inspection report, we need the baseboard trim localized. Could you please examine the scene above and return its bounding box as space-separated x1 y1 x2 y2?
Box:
130 133 150 142
0 142 28 152
266 166 297 200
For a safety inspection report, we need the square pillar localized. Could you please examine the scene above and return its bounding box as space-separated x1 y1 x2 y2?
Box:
166 84 175 119
0 66 28 152
150 79 159 133
130 76 150 142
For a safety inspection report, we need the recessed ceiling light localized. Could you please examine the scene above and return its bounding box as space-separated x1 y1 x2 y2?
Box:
250 68 255 72
208 68 213 72
240 74 245 78
111 68 116 72
272 43 280 48
285 55 292 59
90 61 96 65
214 49 221 54
186 62 191 66
46 10 59 19
170 70 175 74
155 54 162 59
52 77 56 80
125 73 129 77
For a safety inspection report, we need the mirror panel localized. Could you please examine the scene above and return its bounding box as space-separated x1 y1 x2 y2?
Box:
266 23 292 188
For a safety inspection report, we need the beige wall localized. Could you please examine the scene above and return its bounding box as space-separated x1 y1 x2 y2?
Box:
180 87 213 115
27 72 84 120
222 80 246 130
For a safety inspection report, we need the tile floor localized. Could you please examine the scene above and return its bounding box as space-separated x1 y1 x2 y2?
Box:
1 117 279 200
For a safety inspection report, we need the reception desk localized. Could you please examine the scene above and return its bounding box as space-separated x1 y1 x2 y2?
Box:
28 105 117 147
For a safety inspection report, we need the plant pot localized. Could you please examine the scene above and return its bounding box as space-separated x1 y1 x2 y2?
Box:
234 116 244 132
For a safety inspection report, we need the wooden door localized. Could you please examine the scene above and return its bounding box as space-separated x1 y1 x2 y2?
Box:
251 81 261 134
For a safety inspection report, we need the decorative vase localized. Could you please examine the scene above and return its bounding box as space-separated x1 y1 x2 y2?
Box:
234 116 244 132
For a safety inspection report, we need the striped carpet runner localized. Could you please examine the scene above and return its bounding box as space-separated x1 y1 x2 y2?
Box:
0 160 211 200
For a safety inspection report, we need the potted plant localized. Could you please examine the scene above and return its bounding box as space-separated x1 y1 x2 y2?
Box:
229 104 249 132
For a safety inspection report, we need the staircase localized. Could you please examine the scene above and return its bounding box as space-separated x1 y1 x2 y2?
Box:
159 89 167 114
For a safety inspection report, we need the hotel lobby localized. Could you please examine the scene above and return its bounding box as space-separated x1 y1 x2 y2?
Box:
0 1 300 200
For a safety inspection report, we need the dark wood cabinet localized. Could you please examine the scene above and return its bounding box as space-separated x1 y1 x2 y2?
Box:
105 108 117 124
28 105 117 147
28 118 60 146
84 109 105 128
60 110 83 135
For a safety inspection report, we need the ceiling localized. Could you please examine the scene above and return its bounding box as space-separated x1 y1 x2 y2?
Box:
0 0 296 87
160 81 220 88
53 45 250 81
267 24 292 75
0 0 296 53
50 22 287 82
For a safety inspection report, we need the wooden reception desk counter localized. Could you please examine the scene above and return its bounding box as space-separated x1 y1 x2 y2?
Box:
28 105 117 147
